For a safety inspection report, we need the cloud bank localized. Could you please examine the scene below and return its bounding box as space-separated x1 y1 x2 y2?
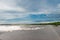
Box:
0 0 60 24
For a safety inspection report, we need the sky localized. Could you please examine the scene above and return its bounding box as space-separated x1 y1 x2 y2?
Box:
0 0 60 24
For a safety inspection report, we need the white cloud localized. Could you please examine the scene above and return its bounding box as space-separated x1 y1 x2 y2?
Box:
0 12 29 24
0 0 27 12
0 13 16 19
57 4 60 8
52 4 60 13
0 0 29 20
0 0 59 24
0 12 28 19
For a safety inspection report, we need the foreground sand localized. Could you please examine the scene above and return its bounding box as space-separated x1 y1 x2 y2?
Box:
0 25 60 40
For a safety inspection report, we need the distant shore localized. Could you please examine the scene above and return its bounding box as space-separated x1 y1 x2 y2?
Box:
0 22 60 26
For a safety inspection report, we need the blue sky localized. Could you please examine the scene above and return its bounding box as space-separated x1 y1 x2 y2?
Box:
0 0 60 24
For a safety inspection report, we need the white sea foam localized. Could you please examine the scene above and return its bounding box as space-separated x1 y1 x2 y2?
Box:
0 25 44 32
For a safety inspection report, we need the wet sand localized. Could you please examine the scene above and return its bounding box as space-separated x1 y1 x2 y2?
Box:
0 25 60 40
